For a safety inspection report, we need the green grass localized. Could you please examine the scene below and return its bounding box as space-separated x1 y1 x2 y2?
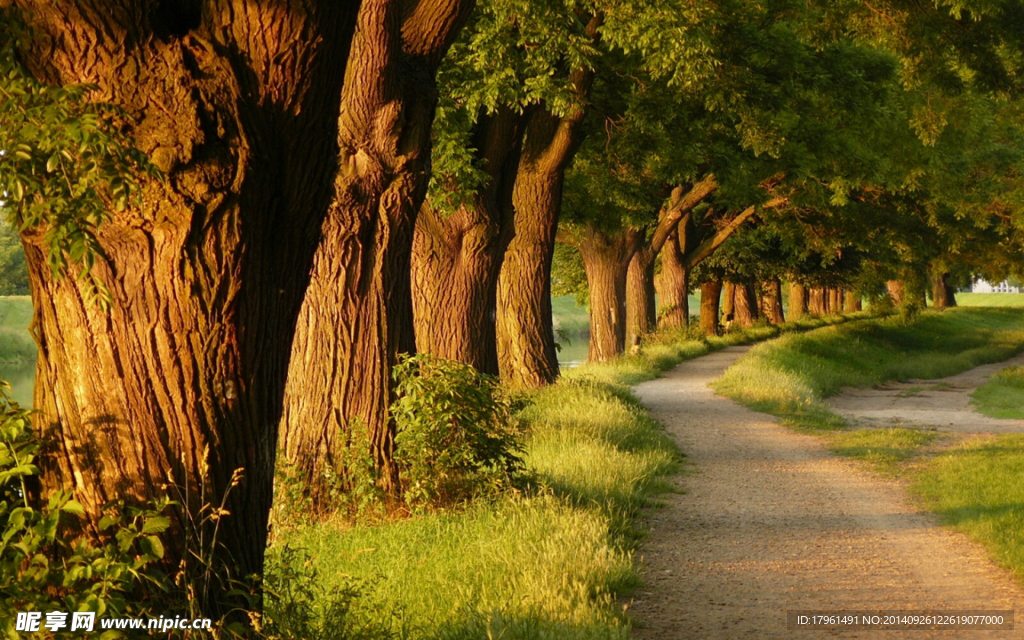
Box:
955 292 1024 307
827 428 938 474
269 314 861 638
712 308 1024 431
970 365 1024 419
913 435 1024 582
552 295 591 337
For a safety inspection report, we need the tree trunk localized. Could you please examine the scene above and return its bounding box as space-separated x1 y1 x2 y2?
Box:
700 280 722 336
575 226 636 362
281 0 474 499
411 108 523 374
886 280 905 307
931 271 957 309
829 288 843 313
656 228 689 329
761 280 785 324
733 283 759 328
15 0 359 611
626 247 657 345
497 39 597 386
789 283 808 320
722 282 736 321
844 290 862 312
809 287 826 316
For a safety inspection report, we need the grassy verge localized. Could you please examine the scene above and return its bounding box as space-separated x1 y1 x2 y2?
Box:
711 307 1024 580
269 314 860 638
711 308 1024 432
956 292 1024 307
970 365 1024 419
913 435 1024 582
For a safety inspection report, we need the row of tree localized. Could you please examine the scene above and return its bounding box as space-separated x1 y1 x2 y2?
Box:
3 0 1024 616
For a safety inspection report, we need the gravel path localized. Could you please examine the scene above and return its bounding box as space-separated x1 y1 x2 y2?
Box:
629 346 1024 639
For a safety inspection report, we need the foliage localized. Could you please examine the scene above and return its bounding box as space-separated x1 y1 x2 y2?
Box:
391 354 525 509
0 11 158 307
0 221 27 296
259 545 392 640
0 384 172 638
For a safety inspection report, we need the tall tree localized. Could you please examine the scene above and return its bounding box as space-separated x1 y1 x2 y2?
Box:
5 0 360 610
280 0 475 498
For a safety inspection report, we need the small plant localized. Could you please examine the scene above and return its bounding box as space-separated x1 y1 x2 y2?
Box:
390 354 525 509
0 382 173 638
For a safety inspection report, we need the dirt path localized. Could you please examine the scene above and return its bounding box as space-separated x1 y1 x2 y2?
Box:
630 346 1024 639
826 352 1024 433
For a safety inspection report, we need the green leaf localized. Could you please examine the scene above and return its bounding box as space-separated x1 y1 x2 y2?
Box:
141 515 170 534
61 499 85 515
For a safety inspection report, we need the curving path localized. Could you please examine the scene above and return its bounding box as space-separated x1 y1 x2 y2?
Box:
629 346 1024 639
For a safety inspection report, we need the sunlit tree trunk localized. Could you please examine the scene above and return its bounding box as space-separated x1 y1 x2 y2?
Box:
656 228 689 329
15 0 359 611
626 249 657 344
886 280 905 307
789 282 808 320
733 283 758 328
722 282 736 321
700 280 722 336
574 226 638 362
809 287 826 316
281 0 474 498
761 280 785 324
497 24 598 386
844 290 862 312
829 288 843 313
411 108 524 374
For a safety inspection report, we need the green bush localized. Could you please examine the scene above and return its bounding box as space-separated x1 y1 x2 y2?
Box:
391 354 525 509
0 384 173 638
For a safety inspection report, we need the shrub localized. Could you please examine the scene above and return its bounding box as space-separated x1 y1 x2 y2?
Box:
391 354 525 509
0 383 172 637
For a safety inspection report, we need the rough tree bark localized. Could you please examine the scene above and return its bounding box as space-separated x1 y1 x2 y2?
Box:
789 282 808 320
829 288 843 313
844 290 863 312
809 287 826 316
411 108 523 374
761 280 785 325
886 280 905 308
733 283 759 328
655 227 690 329
572 225 639 362
700 280 722 336
722 282 736 320
629 176 718 338
13 0 359 609
497 17 599 387
280 0 475 498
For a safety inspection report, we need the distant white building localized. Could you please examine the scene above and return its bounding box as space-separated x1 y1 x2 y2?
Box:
972 278 1022 293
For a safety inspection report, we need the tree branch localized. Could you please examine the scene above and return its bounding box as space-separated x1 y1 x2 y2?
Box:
683 196 786 269
649 174 718 255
